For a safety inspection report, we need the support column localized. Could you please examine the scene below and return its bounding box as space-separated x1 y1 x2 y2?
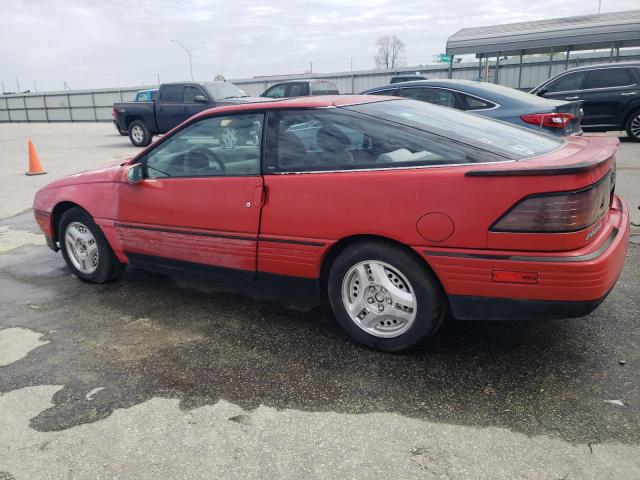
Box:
478 54 483 80
548 47 554 79
494 52 500 84
517 51 524 89
448 55 454 79
565 46 571 70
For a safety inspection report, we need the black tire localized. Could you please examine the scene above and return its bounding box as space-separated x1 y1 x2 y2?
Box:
128 120 152 147
625 109 640 142
327 240 446 353
58 207 125 283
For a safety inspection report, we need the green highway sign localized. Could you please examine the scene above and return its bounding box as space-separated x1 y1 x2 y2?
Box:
438 54 452 63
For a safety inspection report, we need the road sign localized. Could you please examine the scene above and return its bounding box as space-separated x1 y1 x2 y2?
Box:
438 54 452 63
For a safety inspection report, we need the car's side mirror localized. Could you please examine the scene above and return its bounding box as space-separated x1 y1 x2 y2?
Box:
127 163 144 184
193 95 208 104
535 88 547 96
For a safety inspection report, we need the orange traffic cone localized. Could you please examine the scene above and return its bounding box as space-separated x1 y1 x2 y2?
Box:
26 139 46 176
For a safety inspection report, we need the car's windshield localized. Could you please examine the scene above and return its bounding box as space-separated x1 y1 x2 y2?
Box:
346 99 563 160
203 82 248 100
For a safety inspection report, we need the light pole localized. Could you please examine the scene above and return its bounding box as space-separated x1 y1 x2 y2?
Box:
171 39 194 81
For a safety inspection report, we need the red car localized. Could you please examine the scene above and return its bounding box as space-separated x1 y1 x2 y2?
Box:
33 96 629 352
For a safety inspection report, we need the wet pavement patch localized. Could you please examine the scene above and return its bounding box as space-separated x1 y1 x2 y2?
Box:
0 214 639 447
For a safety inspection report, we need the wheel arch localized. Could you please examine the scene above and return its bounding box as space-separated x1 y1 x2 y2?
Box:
319 234 445 295
124 115 143 129
51 201 87 242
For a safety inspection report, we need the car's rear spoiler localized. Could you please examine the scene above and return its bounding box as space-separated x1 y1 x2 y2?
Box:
465 155 611 177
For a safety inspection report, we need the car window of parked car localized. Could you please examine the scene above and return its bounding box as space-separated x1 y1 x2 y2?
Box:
264 108 499 173
203 82 248 100
346 99 563 160
311 81 339 95
145 114 264 179
183 86 206 103
584 68 633 89
398 87 457 108
288 83 306 97
160 85 183 103
264 84 287 98
544 71 586 93
458 93 494 110
369 89 396 96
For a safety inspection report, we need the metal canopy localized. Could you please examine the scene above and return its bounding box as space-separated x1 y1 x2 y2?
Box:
446 10 640 57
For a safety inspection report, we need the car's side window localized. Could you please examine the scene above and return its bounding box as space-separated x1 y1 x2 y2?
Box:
370 89 396 96
264 85 287 98
183 86 207 103
145 114 264 179
287 83 306 97
584 68 633 89
459 93 495 111
545 71 586 93
398 87 458 108
264 109 476 173
160 85 183 103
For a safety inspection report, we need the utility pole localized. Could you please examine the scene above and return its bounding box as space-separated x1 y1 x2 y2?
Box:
157 73 161 85
1 81 5 94
33 81 37 92
172 39 195 80
16 78 20 92
598 0 602 13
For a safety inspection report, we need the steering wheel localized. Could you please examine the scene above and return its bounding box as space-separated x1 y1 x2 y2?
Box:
182 147 225 175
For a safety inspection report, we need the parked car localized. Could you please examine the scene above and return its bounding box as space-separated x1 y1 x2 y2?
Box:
113 89 159 136
112 81 261 147
390 74 428 84
261 79 339 98
530 62 640 141
361 79 583 136
34 96 629 352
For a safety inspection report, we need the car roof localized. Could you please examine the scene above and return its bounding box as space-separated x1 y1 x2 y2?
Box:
268 79 335 85
562 61 640 73
191 95 395 120
360 79 565 108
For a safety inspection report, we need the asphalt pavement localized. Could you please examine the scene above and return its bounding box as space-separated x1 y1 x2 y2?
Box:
0 123 639 479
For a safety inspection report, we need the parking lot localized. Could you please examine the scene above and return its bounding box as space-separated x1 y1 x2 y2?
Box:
1 123 639 478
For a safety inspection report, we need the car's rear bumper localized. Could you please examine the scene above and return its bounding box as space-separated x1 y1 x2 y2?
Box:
418 195 629 321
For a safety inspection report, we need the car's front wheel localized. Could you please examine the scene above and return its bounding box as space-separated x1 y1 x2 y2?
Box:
328 241 445 352
128 120 152 147
625 109 640 142
59 207 125 283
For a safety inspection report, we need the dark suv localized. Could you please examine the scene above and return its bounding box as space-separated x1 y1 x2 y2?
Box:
261 79 339 98
531 62 640 141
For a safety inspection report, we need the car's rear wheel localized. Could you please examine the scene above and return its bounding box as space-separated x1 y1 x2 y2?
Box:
328 241 445 352
625 109 640 142
128 120 152 147
59 208 125 283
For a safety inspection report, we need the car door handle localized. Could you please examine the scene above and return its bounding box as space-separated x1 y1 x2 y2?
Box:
564 96 580 100
182 106 189 111
621 92 637 96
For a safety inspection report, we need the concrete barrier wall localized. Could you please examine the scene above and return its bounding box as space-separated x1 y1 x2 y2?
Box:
1 51 638 123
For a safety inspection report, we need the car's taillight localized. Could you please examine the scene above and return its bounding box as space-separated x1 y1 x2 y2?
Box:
112 107 117 118
492 172 612 233
520 112 575 129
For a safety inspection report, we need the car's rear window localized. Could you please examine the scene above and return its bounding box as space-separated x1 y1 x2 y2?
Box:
346 99 563 160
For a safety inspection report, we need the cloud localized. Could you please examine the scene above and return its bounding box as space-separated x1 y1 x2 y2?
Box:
1 0 638 90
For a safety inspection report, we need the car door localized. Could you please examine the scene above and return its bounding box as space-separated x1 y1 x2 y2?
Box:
538 70 586 103
116 112 265 278
398 87 461 109
181 85 211 122
580 67 637 129
156 85 186 132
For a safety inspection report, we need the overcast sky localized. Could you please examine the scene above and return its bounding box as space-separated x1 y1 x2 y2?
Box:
1 0 638 91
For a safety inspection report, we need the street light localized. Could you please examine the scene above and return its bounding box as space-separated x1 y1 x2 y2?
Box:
171 39 195 81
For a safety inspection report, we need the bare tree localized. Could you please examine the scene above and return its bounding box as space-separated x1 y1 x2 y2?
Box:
374 36 406 69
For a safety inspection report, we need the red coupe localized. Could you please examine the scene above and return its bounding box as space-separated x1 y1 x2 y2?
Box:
33 96 630 352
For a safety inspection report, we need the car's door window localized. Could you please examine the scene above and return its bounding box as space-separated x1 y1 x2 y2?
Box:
159 85 183 103
145 114 264 178
287 83 306 97
544 71 586 93
398 87 458 108
264 109 489 173
584 68 633 89
264 85 287 98
183 86 207 103
458 93 495 110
